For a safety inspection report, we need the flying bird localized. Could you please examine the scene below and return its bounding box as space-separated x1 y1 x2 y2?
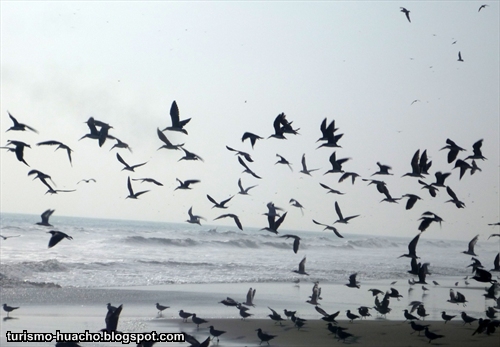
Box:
207 194 233 209
289 199 304 215
156 128 184 150
214 213 243 230
445 186 465 208
465 139 486 160
334 201 359 224
243 287 256 307
338 172 360 185
300 154 319 175
125 176 150 199
132 178 163 186
36 209 55 227
178 148 203 162
319 183 344 195
399 233 421 259
346 273 360 288
186 207 205 225
162 100 191 134
77 178 96 184
238 156 261 179
312 219 344 238
458 51 464 62
324 151 350 174
478 4 489 12
372 162 393 176
402 194 422 210
400 7 411 23
5 140 30 166
463 235 479 256
116 153 147 172
292 256 309 275
279 234 301 254
237 178 257 195
37 140 74 166
6 112 38 133
402 149 424 178
0 234 20 240
275 154 293 171
109 137 132 152
440 138 465 163
261 212 287 234
175 178 200 190
226 145 253 162
453 159 472 179
241 132 263 148
47 230 73 248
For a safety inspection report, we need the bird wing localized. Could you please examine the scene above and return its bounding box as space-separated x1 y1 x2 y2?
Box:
472 139 483 156
233 215 243 230
410 149 420 174
207 194 218 205
8 112 20 126
275 212 287 230
315 305 328 316
468 234 479 254
48 232 64 248
127 177 134 196
116 153 129 168
298 257 306 272
220 196 233 206
334 201 343 220
157 127 173 146
408 233 421 257
169 101 180 127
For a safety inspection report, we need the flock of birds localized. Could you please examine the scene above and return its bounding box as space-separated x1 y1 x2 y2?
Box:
1 4 499 347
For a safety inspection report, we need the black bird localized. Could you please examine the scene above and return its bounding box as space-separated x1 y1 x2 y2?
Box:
3 304 19 317
178 310 193 322
175 178 200 190
319 182 344 195
47 230 73 248
0 235 20 240
416 304 429 320
399 233 421 259
37 209 55 227
178 148 203 162
461 312 477 325
207 194 233 209
289 199 304 215
186 207 205 225
268 113 287 139
116 153 147 172
339 172 360 185
358 306 371 319
317 118 338 142
98 123 113 147
432 171 451 187
441 311 456 323
403 309 419 322
239 304 253 320
485 307 497 319
419 150 432 175
6 112 38 133
300 154 318 175
256 328 276 346
109 137 132 152
418 180 439 197
156 128 184 150
473 318 492 335
156 303 169 317
387 288 403 300
238 156 261 179
275 154 293 171
402 194 422 210
346 273 360 288
316 130 343 149
280 234 301 253
208 326 226 343
28 169 56 190
306 282 321 305
418 211 443 232
132 178 163 186
284 309 297 320
79 117 102 141
400 7 411 23
37 140 73 166
470 160 482 175
336 328 354 342
490 253 500 272
237 178 257 195
462 234 479 256
334 201 359 224
126 177 150 199
372 162 393 176
346 309 360 322
440 139 465 163
292 256 309 275
226 145 253 162
458 51 464 62
465 139 486 160
409 321 429 336
104 304 123 331
478 4 489 11
402 150 424 178
312 219 343 238
324 151 350 174
268 307 285 325
241 132 263 148
214 214 243 230
368 288 384 296
473 268 495 283
5 140 30 166
424 327 444 343
191 314 208 329
448 289 468 306
162 100 191 134
45 188 76 195
453 159 473 179
261 212 287 234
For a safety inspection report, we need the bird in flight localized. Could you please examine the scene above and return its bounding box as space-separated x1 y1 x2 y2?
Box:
299 154 318 176
276 154 293 171
162 100 191 134
207 194 233 209
5 140 31 166
226 145 253 162
186 207 205 225
292 256 309 275
400 7 411 23
178 147 203 162
458 51 464 62
132 178 163 186
109 137 133 152
116 153 147 172
238 156 261 179
214 213 243 230
156 128 184 151
125 176 149 199
77 178 96 184
319 183 344 195
175 178 200 190
36 209 55 227
465 139 486 160
478 4 488 12
280 234 301 253
6 111 38 133
312 219 343 238
47 230 73 248
37 140 74 166
241 132 263 148
462 234 479 256
237 178 257 195
334 201 359 224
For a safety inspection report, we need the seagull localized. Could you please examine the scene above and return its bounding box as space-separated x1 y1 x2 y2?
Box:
261 212 287 234
440 139 465 163
175 178 200 190
441 311 456 323
334 201 359 224
28 169 56 190
178 147 203 162
132 178 163 186
402 149 423 178
214 214 243 230
37 140 73 166
275 154 293 171
289 199 304 215
162 100 191 134
178 310 193 322
372 162 393 176
461 312 477 325
453 159 473 179
226 145 253 162
241 132 263 148
6 112 38 133
47 230 73 248
268 113 287 139
403 309 419 322
126 177 150 199
243 287 256 307
400 7 411 23
156 128 184 150
3 304 19 317
398 233 421 259
116 153 147 172
346 309 360 322
465 139 486 160
109 137 132 152
237 178 257 195
300 154 318 175
36 209 55 227
458 51 464 62
208 326 226 343
238 156 261 179
256 328 276 346
312 219 343 238
478 4 489 12
445 186 465 208
293 256 309 275
77 178 96 184
104 304 123 332
207 194 233 209
418 180 439 197
156 303 169 317
186 207 205 225
418 211 443 232
424 327 444 344
5 140 30 166
402 194 422 210
324 151 350 174
319 183 344 195
431 171 451 187
0 234 20 240
279 234 301 254
338 172 360 185
346 273 360 288
191 314 209 329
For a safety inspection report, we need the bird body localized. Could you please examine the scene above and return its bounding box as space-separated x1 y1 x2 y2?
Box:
47 230 73 248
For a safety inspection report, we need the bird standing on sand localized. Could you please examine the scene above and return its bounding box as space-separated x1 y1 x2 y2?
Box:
403 309 420 322
441 311 456 323
156 303 169 317
209 326 226 343
346 310 360 322
424 327 444 344
178 310 193 322
409 321 429 336
461 312 477 325
47 230 73 248
191 314 208 329
256 328 276 346
3 304 19 317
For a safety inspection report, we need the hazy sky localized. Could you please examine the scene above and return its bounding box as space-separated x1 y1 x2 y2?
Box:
1 1 499 241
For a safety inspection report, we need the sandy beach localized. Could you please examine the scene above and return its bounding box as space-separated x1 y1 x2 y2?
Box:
1 280 498 346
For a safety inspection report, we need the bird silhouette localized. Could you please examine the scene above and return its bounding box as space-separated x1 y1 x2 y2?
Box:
226 145 253 162
126 177 150 199
47 230 73 248
280 234 301 254
5 140 30 166
186 207 205 225
440 139 465 163
207 194 233 209
36 209 55 227
237 178 257 195
116 153 147 172
465 139 486 160
324 151 350 174
319 182 344 195
6 112 38 133
37 140 73 166
399 233 420 259
132 178 163 186
241 132 263 148
458 51 464 62
334 201 359 224
312 219 343 238
300 154 318 175
178 147 203 162
445 186 465 208
214 213 242 230
238 156 261 179
162 101 191 134
293 256 309 275
400 7 411 23
156 128 184 150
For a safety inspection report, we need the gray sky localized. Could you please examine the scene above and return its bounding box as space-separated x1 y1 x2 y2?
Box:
1 1 499 241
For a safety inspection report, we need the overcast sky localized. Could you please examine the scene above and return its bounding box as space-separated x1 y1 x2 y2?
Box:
1 1 499 241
